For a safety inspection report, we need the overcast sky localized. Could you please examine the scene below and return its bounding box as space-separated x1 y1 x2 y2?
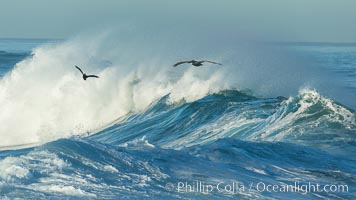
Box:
1 0 356 42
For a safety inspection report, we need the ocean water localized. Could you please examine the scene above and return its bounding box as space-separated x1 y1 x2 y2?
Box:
0 37 355 199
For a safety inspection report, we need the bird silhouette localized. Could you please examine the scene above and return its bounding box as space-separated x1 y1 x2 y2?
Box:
75 65 99 80
173 60 222 67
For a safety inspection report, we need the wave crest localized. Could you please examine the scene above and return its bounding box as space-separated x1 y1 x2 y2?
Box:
247 89 356 153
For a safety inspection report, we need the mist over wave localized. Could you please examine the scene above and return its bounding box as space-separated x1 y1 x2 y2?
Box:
0 30 352 147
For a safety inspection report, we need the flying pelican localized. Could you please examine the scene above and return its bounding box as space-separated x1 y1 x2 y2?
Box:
173 60 222 67
75 65 99 80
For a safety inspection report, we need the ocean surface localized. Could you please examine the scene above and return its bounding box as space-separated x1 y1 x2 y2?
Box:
0 38 355 199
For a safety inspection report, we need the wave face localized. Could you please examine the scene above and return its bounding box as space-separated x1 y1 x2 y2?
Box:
0 36 356 199
1 90 355 199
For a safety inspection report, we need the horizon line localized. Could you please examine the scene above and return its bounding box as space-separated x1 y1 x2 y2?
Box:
1 37 356 46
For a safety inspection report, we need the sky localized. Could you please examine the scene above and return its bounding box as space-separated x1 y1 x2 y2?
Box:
1 0 356 42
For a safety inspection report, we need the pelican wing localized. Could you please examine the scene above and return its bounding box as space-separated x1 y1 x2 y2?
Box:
173 60 193 67
75 65 84 74
202 60 222 65
86 75 99 79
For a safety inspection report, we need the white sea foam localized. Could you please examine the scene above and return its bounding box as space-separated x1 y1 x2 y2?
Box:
120 136 155 148
30 185 97 198
103 165 119 173
0 151 68 183
0 157 30 182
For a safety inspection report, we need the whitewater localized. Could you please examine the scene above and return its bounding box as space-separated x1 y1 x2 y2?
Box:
0 33 355 199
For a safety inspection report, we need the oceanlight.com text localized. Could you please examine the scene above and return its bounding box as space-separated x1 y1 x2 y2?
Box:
165 181 349 195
